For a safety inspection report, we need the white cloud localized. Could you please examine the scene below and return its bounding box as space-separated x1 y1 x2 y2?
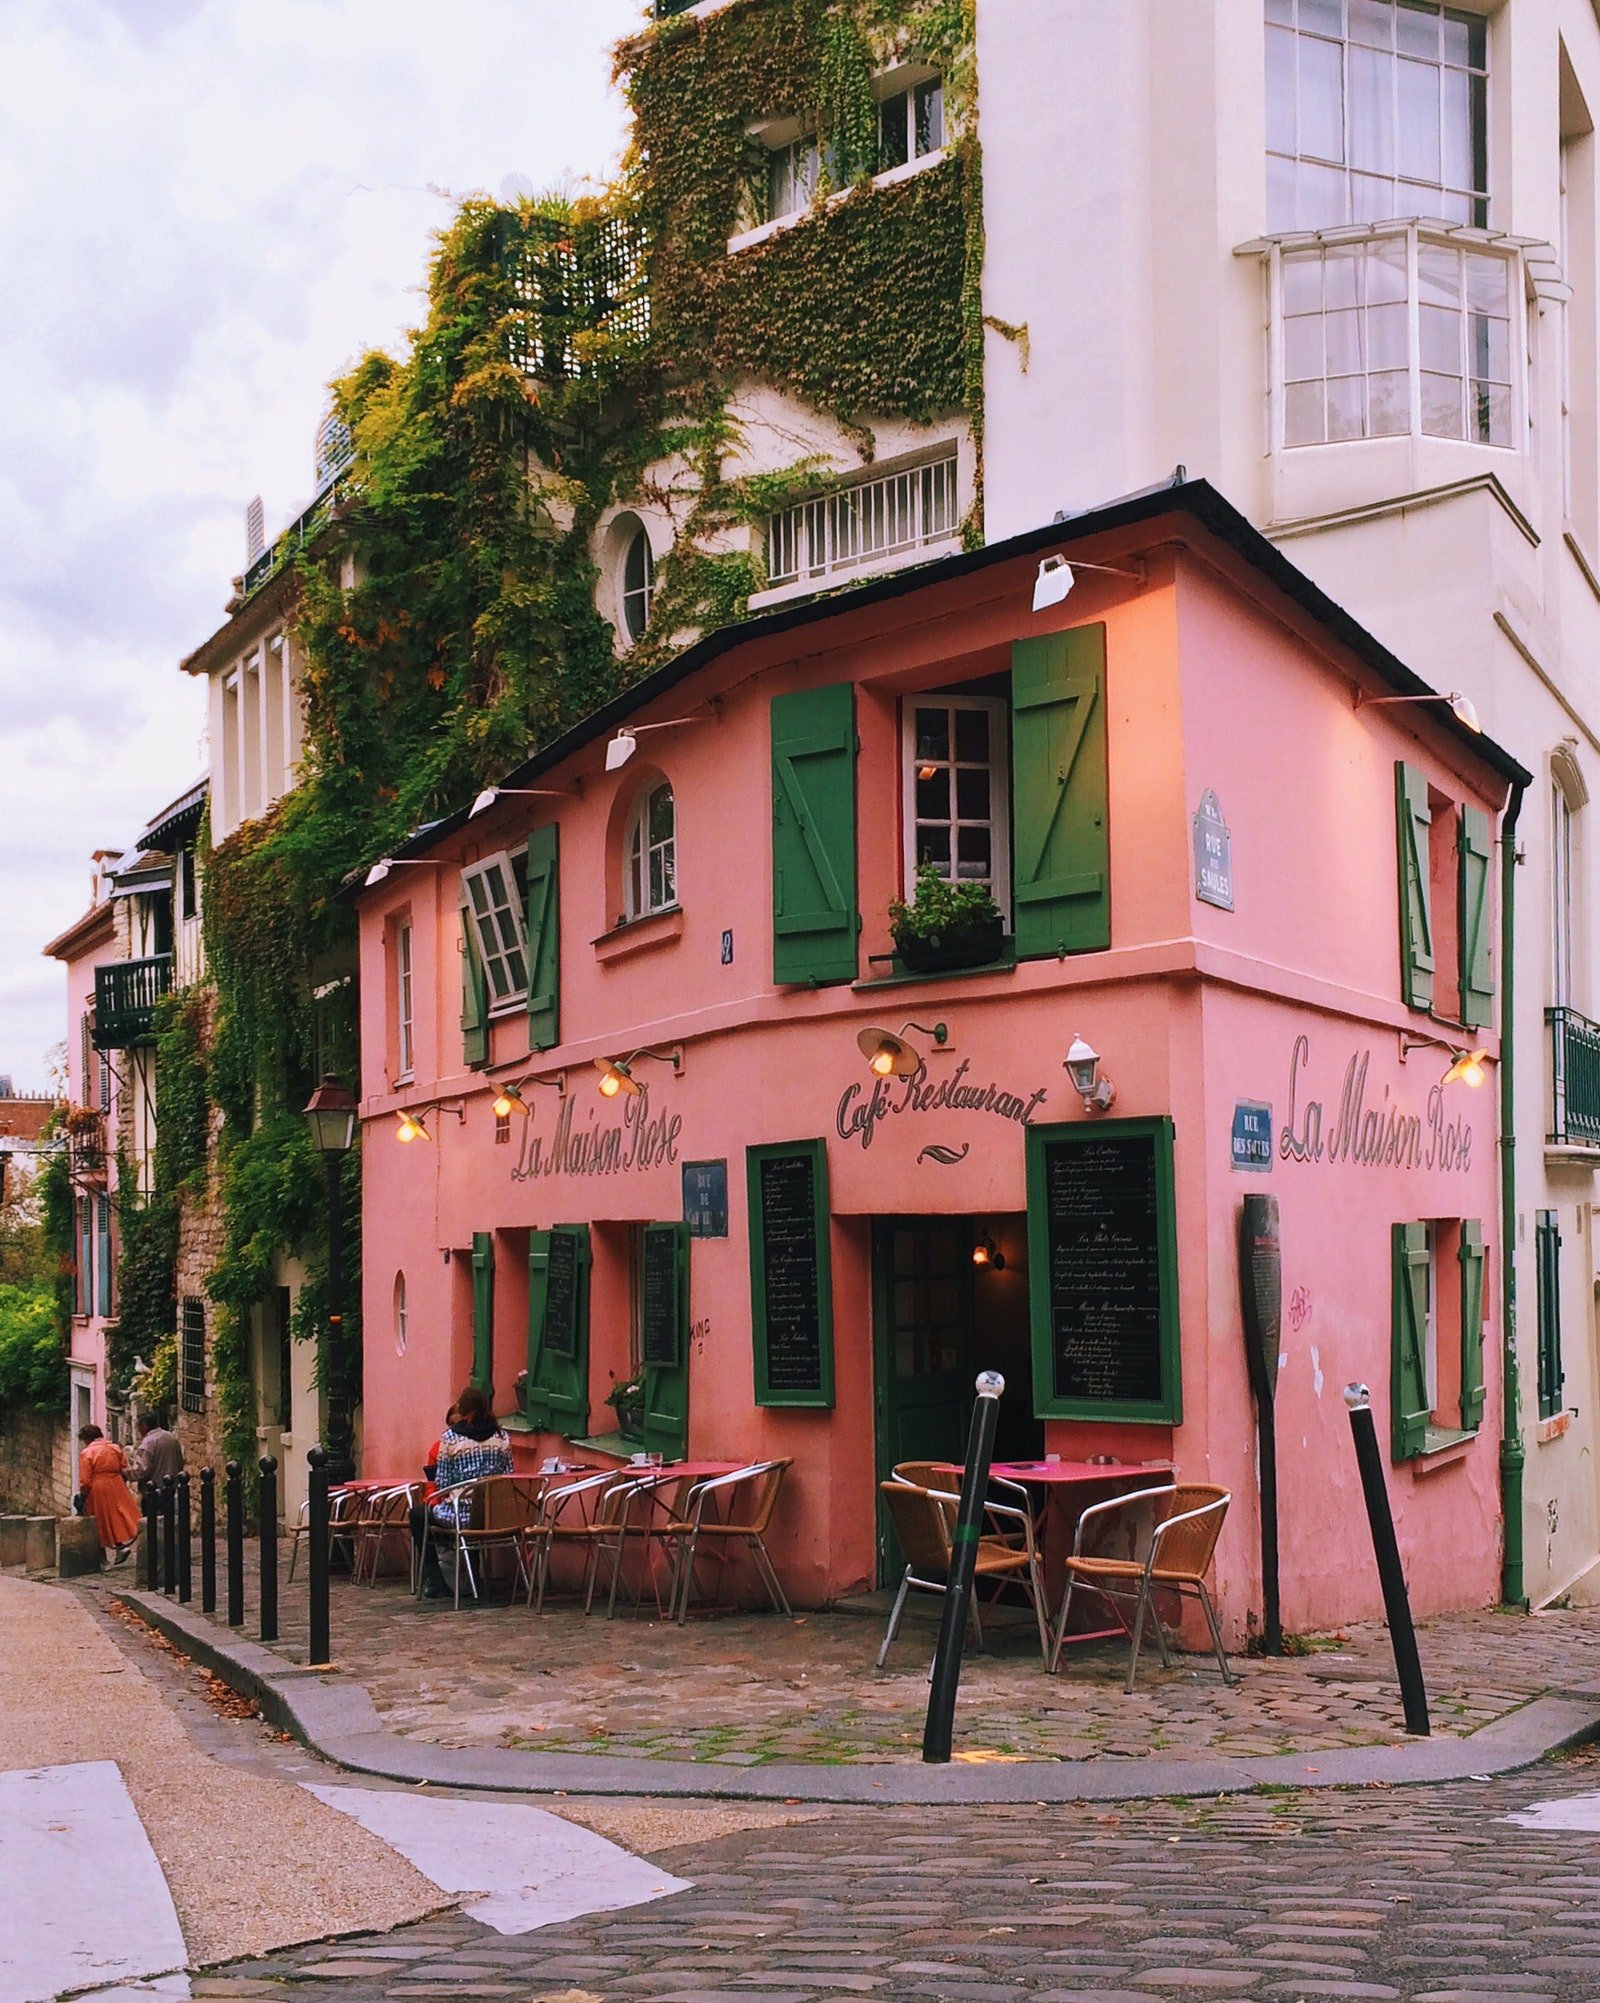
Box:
0 0 641 1086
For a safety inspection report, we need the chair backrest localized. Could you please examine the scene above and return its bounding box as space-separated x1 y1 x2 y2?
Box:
372 1482 422 1526
879 1480 954 1576
700 1458 791 1533
479 1474 544 1532
592 1473 651 1530
1150 1484 1231 1581
542 1469 618 1530
892 1460 961 1498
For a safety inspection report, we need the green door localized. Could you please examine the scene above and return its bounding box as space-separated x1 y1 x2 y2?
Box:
872 1218 974 1584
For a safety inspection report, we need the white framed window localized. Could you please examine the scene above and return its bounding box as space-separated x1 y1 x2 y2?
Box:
396 922 414 1079
902 696 1010 921
768 449 959 589
768 135 823 222
462 851 529 1005
624 782 677 921
1265 0 1487 233
877 76 943 172
622 523 654 642
1552 770 1579 1010
1273 227 1517 448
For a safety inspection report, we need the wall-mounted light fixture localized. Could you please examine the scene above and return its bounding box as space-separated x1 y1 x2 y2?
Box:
1065 1035 1116 1113
594 1047 683 1097
972 1229 1006 1272
364 858 450 889
394 1101 466 1145
1355 688 1482 734
1400 1033 1491 1088
490 1074 566 1119
1031 552 1146 613
469 785 577 819
856 1021 949 1079
605 718 700 773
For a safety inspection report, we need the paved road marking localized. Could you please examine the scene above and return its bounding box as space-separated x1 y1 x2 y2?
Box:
301 1784 690 1934
1503 1786 1600 1830
0 1762 187 2003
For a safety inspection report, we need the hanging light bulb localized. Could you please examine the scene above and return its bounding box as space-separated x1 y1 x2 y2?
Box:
395 1109 430 1144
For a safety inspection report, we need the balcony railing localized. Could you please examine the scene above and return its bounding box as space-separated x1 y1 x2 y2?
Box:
94 956 172 1051
1548 1006 1600 1148
68 1110 107 1182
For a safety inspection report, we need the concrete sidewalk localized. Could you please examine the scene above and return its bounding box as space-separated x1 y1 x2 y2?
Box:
105 1578 1600 1808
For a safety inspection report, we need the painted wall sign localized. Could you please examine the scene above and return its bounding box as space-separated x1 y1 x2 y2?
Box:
682 1159 729 1238
1231 1100 1274 1173
836 1060 1049 1153
1193 789 1234 910
510 1085 682 1183
1278 1034 1474 1173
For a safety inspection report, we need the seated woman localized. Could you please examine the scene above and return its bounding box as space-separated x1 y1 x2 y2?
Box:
77 1425 141 1567
410 1386 513 1599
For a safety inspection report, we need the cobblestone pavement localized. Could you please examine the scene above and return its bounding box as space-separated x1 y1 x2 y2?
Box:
190 1742 1600 2002
127 1545 1600 1766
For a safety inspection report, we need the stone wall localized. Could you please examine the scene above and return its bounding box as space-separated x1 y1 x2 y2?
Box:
0 1403 73 1515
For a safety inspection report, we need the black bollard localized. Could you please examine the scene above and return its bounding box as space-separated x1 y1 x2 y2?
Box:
200 1468 217 1615
160 1477 177 1597
307 1448 331 1668
258 1455 279 1644
225 1461 244 1627
1344 1383 1430 1736
176 1471 192 1604
923 1371 1005 1764
141 1485 162 1592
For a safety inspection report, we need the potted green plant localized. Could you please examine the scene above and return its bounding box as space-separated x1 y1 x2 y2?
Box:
605 1374 646 1442
888 865 1006 975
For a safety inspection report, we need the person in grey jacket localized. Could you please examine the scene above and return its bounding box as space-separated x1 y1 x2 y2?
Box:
133 1413 184 1493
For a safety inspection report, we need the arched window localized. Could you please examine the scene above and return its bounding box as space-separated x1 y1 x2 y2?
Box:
624 781 676 920
394 1271 408 1357
622 523 655 642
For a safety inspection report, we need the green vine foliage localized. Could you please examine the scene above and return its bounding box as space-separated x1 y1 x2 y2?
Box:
36 1141 74 1343
153 993 210 1197
111 1163 177 1395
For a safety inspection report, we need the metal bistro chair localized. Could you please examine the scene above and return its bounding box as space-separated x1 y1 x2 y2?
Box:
661 1459 793 1624
519 1469 618 1612
352 1482 424 1587
876 1476 1049 1669
580 1474 663 1619
287 1482 367 1582
422 1474 545 1609
1048 1482 1235 1692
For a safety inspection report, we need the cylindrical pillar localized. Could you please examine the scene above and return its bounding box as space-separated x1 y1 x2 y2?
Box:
307 1448 331 1668
200 1467 217 1615
176 1471 192 1604
160 1477 177 1597
141 1485 162 1592
258 1456 279 1644
225 1461 244 1627
1344 1384 1430 1737
923 1371 1005 1765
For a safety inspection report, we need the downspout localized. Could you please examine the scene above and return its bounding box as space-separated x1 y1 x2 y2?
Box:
1499 777 1527 1609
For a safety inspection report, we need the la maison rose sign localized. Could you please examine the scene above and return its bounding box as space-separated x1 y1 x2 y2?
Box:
1278 1034 1474 1173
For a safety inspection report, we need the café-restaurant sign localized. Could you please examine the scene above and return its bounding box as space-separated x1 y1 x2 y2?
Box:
1279 1034 1474 1172
836 1059 1049 1153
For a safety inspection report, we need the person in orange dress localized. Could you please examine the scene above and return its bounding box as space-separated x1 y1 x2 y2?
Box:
77 1425 140 1566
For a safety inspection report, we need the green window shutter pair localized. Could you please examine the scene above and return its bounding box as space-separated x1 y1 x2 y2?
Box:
471 1231 494 1395
1458 1220 1486 1430
460 908 489 1068
641 1221 690 1462
1390 1221 1431 1460
768 627 1111 983
526 1224 591 1436
1395 763 1494 1022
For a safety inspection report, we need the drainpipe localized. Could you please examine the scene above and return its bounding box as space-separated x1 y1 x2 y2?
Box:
1499 777 1527 1610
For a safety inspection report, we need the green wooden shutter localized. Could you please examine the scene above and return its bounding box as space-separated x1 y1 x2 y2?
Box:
771 683 859 986
96 1194 113 1318
460 905 489 1069
524 825 560 1052
1458 806 1494 1030
1396 763 1434 1012
1536 1210 1564 1420
526 1224 590 1435
1390 1221 1431 1459
641 1221 689 1461
1458 1219 1486 1430
471 1231 494 1394
1011 626 1111 958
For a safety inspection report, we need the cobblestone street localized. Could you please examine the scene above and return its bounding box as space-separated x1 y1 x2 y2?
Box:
190 1743 1600 2003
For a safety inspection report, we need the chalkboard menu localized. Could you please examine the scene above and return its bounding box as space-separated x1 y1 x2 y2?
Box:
1026 1119 1181 1423
748 1139 835 1409
543 1229 580 1359
640 1223 683 1369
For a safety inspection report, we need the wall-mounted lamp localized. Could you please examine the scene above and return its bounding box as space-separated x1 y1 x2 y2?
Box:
1400 1034 1491 1088
1355 689 1482 734
469 785 576 819
1031 552 1146 613
1065 1034 1117 1113
856 1021 949 1079
490 1074 566 1118
594 1046 683 1097
365 858 449 889
972 1229 1006 1272
394 1101 465 1145
605 718 700 773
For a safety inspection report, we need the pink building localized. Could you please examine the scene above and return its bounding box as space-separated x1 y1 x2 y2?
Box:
354 481 1527 1636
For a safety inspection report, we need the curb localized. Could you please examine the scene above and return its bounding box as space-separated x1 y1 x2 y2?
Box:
110 1585 1600 1808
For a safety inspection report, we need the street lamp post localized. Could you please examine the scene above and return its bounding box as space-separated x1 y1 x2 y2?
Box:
303 1076 358 1485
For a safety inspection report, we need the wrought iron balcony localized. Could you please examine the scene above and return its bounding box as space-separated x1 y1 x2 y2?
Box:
94 956 172 1051
1548 1005 1600 1148
67 1110 107 1181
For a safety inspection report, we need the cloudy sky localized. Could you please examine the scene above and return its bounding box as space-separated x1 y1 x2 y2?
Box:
1 0 640 1090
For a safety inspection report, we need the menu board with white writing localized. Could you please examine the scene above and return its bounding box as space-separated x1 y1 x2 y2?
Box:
640 1224 682 1369
748 1140 835 1409
1028 1120 1181 1422
542 1229 580 1359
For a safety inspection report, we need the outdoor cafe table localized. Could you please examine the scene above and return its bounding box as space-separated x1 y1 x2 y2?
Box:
610 1459 747 1613
988 1458 1176 1644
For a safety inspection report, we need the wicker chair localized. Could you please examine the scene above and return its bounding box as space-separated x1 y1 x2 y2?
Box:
351 1482 423 1587
287 1482 367 1582
1048 1482 1234 1691
660 1460 793 1624
421 1474 545 1609
876 1477 1049 1669
519 1469 618 1611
